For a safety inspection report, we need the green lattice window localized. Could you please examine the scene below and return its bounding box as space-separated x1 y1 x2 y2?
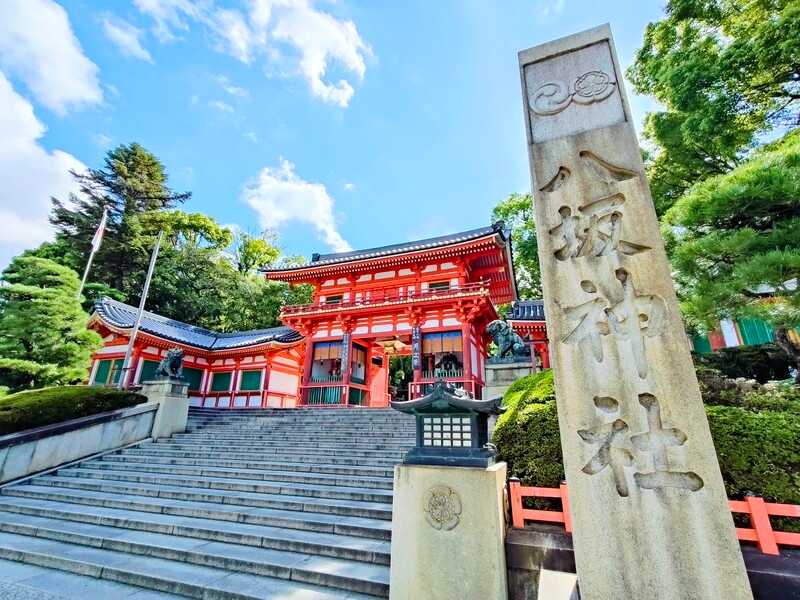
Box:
139 360 159 383
94 359 124 385
210 372 232 392
183 367 203 391
239 370 262 391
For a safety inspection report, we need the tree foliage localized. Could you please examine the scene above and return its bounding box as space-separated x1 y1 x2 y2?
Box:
0 257 101 391
29 142 303 332
664 130 800 374
628 0 800 215
492 193 542 299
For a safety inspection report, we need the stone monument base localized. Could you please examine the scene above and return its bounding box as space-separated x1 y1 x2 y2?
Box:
484 361 535 400
140 377 189 439
389 462 508 600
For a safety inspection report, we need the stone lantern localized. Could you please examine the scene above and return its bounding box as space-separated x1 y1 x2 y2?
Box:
390 379 505 468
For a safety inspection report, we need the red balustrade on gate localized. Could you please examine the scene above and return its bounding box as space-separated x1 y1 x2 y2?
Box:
508 478 800 556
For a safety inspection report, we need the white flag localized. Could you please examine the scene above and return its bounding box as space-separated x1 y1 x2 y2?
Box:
91 209 108 252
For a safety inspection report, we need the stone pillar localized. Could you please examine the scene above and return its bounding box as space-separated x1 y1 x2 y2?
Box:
517 25 751 599
140 378 189 439
389 462 508 600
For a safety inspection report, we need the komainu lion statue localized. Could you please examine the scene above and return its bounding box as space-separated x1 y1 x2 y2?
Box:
156 347 184 379
486 320 530 360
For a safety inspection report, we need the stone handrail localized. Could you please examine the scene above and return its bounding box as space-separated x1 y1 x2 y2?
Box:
0 402 158 485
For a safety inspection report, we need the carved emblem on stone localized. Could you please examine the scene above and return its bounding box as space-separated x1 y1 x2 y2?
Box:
423 486 462 530
529 70 617 116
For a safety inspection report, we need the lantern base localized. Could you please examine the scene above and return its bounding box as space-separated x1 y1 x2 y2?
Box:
402 446 498 468
389 462 508 600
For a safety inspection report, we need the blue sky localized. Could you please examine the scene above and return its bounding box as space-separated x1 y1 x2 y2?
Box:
0 0 665 267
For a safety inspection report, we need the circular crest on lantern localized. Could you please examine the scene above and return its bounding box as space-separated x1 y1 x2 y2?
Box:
422 485 462 530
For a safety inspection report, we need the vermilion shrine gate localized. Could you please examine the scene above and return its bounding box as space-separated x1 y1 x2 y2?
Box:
88 223 549 407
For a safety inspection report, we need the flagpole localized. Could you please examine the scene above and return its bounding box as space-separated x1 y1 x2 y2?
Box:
117 230 163 390
76 250 96 300
77 208 108 300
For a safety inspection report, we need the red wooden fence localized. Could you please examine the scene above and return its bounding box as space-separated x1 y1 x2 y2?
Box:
508 478 800 555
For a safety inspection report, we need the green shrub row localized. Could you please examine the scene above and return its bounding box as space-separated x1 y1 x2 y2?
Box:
0 386 147 436
494 372 800 515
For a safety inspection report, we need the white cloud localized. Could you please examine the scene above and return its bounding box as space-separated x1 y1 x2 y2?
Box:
93 133 112 147
134 0 370 107
537 0 566 17
343 182 355 191
102 16 153 63
242 158 351 252
133 0 208 43
208 99 234 112
244 131 259 143
214 74 248 97
0 0 102 114
0 73 86 267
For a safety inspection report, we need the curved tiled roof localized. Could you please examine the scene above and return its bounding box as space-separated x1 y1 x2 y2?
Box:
93 297 303 351
509 299 546 321
266 223 507 271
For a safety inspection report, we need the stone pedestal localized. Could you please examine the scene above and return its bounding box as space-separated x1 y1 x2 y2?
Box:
517 24 752 599
140 378 189 439
484 361 535 400
389 462 508 600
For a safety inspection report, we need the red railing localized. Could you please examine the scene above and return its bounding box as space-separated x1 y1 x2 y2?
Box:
730 496 800 555
281 282 489 316
408 378 479 400
508 479 800 555
189 390 296 409
508 478 572 533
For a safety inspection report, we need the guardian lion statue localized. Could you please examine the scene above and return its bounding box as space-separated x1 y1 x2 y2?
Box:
156 348 184 379
486 320 530 361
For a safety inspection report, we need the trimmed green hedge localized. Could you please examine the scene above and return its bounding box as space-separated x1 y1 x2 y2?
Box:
0 386 146 436
494 371 800 511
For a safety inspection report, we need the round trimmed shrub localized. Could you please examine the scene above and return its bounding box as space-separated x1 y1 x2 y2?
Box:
0 386 147 436
494 372 800 515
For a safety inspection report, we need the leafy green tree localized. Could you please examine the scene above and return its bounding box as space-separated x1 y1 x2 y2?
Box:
492 192 541 299
664 130 800 378
49 142 191 292
628 0 800 215
0 257 101 391
234 232 281 274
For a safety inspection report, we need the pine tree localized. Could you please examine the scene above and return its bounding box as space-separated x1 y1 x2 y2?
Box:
0 257 102 391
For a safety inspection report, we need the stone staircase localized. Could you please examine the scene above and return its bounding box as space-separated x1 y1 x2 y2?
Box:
0 406 415 599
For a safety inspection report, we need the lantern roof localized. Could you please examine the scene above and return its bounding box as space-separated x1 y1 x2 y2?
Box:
390 379 505 415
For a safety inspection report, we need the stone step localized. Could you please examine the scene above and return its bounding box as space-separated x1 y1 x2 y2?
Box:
55 467 395 504
0 530 379 599
0 512 389 597
145 442 408 459
0 496 390 565
98 453 397 479
0 486 392 540
0 556 185 599
165 435 414 447
82 459 395 490
17 477 394 521
120 447 402 467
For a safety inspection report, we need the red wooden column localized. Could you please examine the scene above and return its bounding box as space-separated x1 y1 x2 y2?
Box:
297 321 316 405
461 317 473 396
125 346 142 388
340 320 353 405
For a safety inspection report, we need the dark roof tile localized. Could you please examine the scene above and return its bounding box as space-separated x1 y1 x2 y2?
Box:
93 298 302 350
